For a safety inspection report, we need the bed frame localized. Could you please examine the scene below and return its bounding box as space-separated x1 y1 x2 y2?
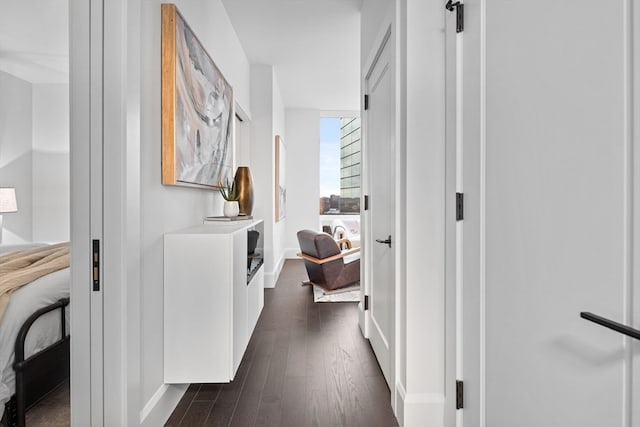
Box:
3 297 70 427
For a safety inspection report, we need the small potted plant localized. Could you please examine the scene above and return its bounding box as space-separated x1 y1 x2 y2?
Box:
219 178 240 217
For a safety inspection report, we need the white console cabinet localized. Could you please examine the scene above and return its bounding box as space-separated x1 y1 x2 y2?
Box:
163 220 264 383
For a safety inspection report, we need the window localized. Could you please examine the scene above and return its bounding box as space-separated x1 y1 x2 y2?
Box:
319 116 361 215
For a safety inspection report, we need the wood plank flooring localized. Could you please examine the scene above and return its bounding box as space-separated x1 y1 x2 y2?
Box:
165 259 398 427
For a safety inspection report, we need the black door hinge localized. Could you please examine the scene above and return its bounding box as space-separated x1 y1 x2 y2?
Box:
456 192 464 221
92 239 100 291
364 94 369 110
364 295 369 311
456 380 464 409
364 195 369 211
446 1 464 33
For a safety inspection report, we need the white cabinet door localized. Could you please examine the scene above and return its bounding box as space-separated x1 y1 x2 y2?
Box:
232 230 248 373
164 234 232 383
247 268 264 333
458 2 640 426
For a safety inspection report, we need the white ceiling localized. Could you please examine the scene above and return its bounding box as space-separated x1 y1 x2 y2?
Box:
1 0 361 109
0 0 68 83
221 0 362 111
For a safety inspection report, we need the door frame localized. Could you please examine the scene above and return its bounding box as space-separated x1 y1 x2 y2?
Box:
102 1 142 425
634 1 640 424
444 3 461 426
69 0 95 424
70 0 141 425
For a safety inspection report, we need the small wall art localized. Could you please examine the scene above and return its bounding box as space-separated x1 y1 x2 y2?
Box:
161 4 234 188
275 135 286 221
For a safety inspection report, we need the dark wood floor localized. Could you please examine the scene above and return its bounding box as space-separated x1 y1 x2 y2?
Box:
165 259 398 427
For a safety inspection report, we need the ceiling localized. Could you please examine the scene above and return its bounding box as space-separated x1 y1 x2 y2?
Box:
0 0 68 84
222 0 363 111
0 0 361 109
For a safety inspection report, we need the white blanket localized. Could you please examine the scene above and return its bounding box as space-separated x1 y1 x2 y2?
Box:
0 242 70 322
0 245 70 409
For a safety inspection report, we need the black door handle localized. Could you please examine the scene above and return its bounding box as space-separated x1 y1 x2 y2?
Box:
580 312 640 341
375 235 392 248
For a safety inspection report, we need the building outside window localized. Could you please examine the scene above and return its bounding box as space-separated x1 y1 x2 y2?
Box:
319 116 361 215
339 117 361 213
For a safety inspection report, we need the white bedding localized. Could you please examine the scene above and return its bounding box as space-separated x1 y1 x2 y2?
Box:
0 244 70 409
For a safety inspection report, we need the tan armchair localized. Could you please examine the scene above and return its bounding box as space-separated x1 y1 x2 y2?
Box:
296 229 360 292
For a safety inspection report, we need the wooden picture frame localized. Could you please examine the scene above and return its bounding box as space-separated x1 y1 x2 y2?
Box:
275 135 286 221
161 4 234 189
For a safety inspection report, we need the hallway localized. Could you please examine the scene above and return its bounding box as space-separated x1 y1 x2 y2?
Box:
165 259 398 427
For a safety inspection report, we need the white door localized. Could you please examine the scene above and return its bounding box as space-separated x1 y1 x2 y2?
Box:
70 0 103 425
458 1 640 426
364 29 395 387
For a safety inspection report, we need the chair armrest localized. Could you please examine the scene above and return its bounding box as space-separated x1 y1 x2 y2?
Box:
297 247 361 265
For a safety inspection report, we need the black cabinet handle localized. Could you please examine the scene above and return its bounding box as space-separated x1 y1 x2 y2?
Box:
580 312 640 341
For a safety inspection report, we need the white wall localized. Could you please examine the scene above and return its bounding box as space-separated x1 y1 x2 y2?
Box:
361 1 448 425
0 71 32 243
32 83 70 243
250 64 287 287
284 109 320 255
138 0 252 421
272 75 286 275
400 0 447 425
235 113 251 168
0 74 69 245
250 65 275 283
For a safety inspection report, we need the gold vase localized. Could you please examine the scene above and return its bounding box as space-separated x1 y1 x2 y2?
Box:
234 166 254 215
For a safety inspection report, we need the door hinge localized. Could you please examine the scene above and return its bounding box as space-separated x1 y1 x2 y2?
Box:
456 380 464 409
446 1 464 33
92 239 100 291
364 195 369 211
456 192 464 221
364 94 369 110
364 295 369 311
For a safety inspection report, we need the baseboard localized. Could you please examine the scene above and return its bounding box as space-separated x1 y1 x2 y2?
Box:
284 247 299 259
395 381 406 424
139 383 188 427
395 382 445 427
264 253 285 288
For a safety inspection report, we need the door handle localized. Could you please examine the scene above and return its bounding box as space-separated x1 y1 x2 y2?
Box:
580 312 640 340
375 235 392 248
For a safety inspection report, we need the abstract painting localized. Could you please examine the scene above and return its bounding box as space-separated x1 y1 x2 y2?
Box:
275 135 286 221
162 4 234 188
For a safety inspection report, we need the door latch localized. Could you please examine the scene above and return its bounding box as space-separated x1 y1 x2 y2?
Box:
92 239 100 291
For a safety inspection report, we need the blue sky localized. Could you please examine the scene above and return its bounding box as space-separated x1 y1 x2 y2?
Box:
319 117 340 197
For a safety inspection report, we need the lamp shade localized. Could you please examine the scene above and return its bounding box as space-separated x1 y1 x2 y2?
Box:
0 188 18 213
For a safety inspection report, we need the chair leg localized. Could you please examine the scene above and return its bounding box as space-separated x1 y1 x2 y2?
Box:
301 280 313 286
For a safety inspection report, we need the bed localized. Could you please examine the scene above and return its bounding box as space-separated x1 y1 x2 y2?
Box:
0 243 70 427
